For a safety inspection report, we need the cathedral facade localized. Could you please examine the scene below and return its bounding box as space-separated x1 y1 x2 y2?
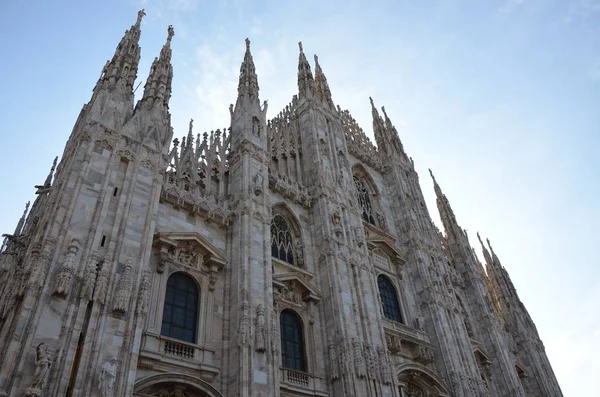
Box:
0 11 563 397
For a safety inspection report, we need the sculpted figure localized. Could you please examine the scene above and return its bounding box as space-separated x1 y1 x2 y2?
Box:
99 358 118 396
26 343 52 394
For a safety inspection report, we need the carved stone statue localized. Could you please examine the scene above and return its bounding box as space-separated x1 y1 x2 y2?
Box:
255 304 266 352
99 358 118 396
295 243 304 266
25 343 52 396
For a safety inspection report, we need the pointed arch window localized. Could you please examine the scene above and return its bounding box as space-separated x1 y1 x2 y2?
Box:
161 272 199 343
354 175 376 225
280 309 306 371
271 215 295 265
377 275 403 323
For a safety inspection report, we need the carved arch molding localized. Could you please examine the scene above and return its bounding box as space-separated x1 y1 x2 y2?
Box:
134 373 223 397
397 364 451 397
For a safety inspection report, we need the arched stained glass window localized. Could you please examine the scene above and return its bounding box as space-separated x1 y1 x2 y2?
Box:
271 215 295 265
280 309 306 371
354 176 376 225
161 272 199 343
378 275 403 323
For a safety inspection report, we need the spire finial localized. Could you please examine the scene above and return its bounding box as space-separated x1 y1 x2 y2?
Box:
314 54 319 65
245 38 251 51
188 119 194 134
298 42 304 52
136 9 146 26
167 25 175 42
429 168 436 182
369 96 375 108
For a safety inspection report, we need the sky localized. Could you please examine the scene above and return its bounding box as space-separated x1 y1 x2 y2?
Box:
0 0 598 394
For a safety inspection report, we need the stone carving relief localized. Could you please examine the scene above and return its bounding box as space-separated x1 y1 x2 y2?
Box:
94 258 111 304
353 338 366 378
99 358 118 397
271 306 280 354
252 169 264 196
53 239 80 297
339 337 351 375
331 211 343 237
113 259 133 313
255 304 267 352
295 243 304 267
25 343 52 396
239 300 249 347
81 252 100 301
377 346 392 385
136 269 151 316
364 344 379 380
328 338 339 381
386 333 402 354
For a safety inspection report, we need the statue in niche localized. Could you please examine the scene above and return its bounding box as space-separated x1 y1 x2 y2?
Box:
295 243 304 266
99 358 118 396
252 116 261 137
25 343 52 395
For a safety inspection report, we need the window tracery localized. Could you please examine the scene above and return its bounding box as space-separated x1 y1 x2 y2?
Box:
378 275 403 323
271 214 295 265
354 176 376 225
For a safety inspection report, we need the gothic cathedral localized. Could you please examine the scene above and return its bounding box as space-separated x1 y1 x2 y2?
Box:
0 10 563 397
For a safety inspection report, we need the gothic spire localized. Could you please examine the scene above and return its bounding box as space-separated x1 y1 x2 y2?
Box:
370 97 388 152
235 38 260 109
139 25 174 107
477 232 493 266
35 156 58 195
313 54 334 108
429 169 458 231
381 106 405 154
297 42 314 99
13 201 30 236
99 9 145 90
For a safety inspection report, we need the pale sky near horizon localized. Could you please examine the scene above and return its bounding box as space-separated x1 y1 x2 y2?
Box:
0 0 598 395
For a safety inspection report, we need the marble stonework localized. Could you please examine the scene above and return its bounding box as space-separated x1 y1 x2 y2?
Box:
0 10 562 397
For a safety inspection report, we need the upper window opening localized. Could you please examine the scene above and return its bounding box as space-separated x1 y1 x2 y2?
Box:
271 214 295 266
378 274 403 323
161 272 199 343
280 309 306 371
354 175 376 225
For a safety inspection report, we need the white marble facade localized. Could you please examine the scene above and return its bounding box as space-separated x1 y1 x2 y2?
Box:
0 10 563 397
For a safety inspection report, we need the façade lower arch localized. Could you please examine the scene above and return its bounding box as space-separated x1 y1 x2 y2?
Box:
133 372 223 397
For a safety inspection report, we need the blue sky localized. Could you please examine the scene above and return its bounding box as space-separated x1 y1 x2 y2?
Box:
0 0 598 394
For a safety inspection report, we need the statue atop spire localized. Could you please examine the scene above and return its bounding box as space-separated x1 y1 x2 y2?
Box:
167 25 175 42
136 9 146 27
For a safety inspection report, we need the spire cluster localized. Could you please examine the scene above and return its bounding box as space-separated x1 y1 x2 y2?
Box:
369 97 406 158
234 38 260 110
297 42 315 99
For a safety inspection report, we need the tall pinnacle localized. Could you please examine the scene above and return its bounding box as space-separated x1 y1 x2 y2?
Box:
140 25 174 107
235 38 260 108
313 54 334 107
429 169 458 231
381 106 405 154
370 97 387 151
477 232 493 266
297 42 314 99
99 9 145 89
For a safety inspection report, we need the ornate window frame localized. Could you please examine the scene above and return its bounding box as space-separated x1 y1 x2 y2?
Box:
272 273 321 390
352 165 386 230
138 232 226 380
271 205 305 269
